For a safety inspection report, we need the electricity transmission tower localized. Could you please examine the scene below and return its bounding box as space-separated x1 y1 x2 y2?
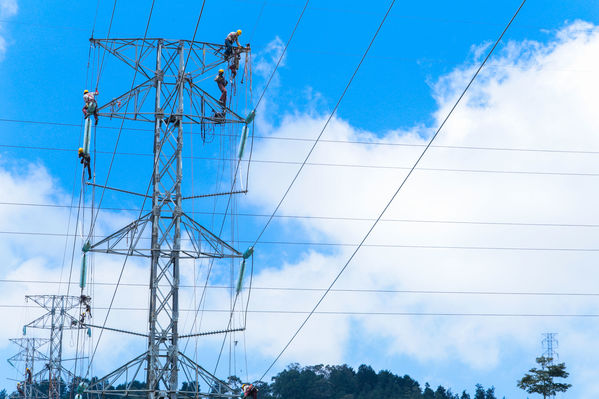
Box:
85 38 251 398
542 332 559 364
8 337 50 399
24 295 82 399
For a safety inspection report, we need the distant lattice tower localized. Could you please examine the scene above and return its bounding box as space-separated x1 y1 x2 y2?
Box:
542 332 559 365
84 37 252 399
24 295 82 399
8 337 50 399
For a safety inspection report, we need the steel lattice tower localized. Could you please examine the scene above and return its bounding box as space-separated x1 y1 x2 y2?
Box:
85 38 250 399
8 337 50 399
542 332 559 364
24 295 81 399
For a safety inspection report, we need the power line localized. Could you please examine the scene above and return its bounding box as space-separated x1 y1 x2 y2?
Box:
3 117 599 155
3 279 599 297
5 143 599 178
2 201 598 229
258 0 529 380
6 230 599 252
2 304 599 318
252 0 397 248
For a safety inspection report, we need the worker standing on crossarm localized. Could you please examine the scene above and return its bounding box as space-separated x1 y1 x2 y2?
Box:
82 89 99 125
215 69 227 106
25 367 32 384
78 148 92 180
224 29 242 59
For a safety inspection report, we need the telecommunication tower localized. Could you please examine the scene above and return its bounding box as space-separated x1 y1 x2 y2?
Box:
84 37 252 399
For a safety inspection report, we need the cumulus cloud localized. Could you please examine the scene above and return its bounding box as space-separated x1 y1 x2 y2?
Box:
240 20 599 396
4 19 599 398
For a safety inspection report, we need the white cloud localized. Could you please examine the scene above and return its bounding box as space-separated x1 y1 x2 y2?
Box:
3 18 599 397
0 0 17 60
239 20 599 396
0 0 17 17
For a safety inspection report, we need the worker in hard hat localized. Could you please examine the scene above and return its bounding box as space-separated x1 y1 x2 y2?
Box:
215 69 228 106
242 384 258 399
229 49 241 80
17 383 24 397
82 89 99 125
25 367 32 384
78 148 92 180
224 29 242 59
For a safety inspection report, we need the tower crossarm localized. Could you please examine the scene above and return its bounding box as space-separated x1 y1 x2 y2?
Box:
25 295 80 312
89 212 244 259
24 311 79 331
96 79 246 125
90 38 235 78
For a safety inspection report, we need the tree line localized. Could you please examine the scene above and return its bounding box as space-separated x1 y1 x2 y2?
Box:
4 363 500 399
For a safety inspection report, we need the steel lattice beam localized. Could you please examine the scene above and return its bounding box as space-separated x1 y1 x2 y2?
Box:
86 37 250 399
8 338 50 399
24 295 82 399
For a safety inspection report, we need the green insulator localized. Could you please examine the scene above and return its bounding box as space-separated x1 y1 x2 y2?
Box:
236 259 246 294
79 254 87 289
242 246 254 259
238 125 249 159
245 110 256 124
22 326 26 335
82 241 91 253
87 327 92 337
83 118 91 154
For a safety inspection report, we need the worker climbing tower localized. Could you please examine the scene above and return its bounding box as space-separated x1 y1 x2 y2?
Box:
85 38 252 398
23 295 82 399
8 337 50 399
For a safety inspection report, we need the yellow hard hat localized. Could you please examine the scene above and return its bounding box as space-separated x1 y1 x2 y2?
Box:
242 384 246 389
218 69 224 73
237 29 242 36
78 148 84 154
84 89 89 94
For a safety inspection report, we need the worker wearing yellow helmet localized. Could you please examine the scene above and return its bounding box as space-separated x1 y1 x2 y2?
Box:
82 89 99 125
78 147 92 180
214 68 228 107
224 29 242 59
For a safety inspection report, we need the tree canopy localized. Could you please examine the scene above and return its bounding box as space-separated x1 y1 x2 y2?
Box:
517 356 571 399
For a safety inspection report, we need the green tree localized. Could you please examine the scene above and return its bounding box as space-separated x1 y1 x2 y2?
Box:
517 356 571 399
423 382 435 399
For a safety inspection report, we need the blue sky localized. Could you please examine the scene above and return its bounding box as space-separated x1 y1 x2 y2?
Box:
3 0 599 398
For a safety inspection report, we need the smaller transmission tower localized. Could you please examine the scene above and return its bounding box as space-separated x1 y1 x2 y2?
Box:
24 295 82 399
8 337 50 399
542 332 559 364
